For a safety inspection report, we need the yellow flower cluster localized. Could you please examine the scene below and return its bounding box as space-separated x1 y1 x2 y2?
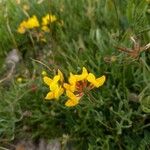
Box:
43 67 106 107
17 13 57 34
43 70 64 100
41 14 57 32
17 15 40 34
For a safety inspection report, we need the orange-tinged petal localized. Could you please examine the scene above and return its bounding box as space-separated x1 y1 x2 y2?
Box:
65 99 79 107
95 75 106 87
45 91 54 100
65 90 82 106
63 83 76 92
63 83 73 91
43 76 52 86
66 90 77 100
63 83 70 90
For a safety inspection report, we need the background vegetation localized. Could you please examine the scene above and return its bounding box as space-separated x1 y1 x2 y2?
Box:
0 0 150 149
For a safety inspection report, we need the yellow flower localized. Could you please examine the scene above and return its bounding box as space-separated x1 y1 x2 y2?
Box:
64 67 106 107
63 73 76 92
42 14 57 26
65 90 82 107
43 69 64 100
44 75 59 91
25 15 40 29
42 67 106 107
64 68 87 107
87 73 106 88
64 67 88 92
45 86 64 100
17 21 27 34
41 70 47 76
41 26 50 32
17 15 40 34
17 77 23 83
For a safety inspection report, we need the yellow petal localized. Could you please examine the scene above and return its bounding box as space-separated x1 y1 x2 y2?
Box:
42 14 57 26
69 73 76 84
50 83 59 91
45 91 54 100
95 75 106 87
53 75 60 82
43 76 52 86
87 73 96 84
17 27 26 34
63 83 70 89
59 87 64 95
65 99 79 107
26 15 40 29
69 85 76 92
49 15 57 22
75 67 88 81
41 25 50 32
82 67 88 74
17 21 27 34
49 75 60 90
58 69 64 82
63 83 75 92
66 90 77 100
54 87 64 99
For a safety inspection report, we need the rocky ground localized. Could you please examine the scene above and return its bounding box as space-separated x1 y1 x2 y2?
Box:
15 139 61 150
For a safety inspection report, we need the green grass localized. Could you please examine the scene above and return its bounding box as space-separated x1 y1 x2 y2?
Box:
0 0 150 149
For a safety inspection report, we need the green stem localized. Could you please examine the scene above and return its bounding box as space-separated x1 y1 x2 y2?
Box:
6 18 18 48
28 31 36 56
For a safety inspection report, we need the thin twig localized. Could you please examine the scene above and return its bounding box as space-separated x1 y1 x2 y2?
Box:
31 58 52 71
141 43 150 52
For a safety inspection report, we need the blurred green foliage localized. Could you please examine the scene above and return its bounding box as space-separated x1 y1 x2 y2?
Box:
0 0 150 149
